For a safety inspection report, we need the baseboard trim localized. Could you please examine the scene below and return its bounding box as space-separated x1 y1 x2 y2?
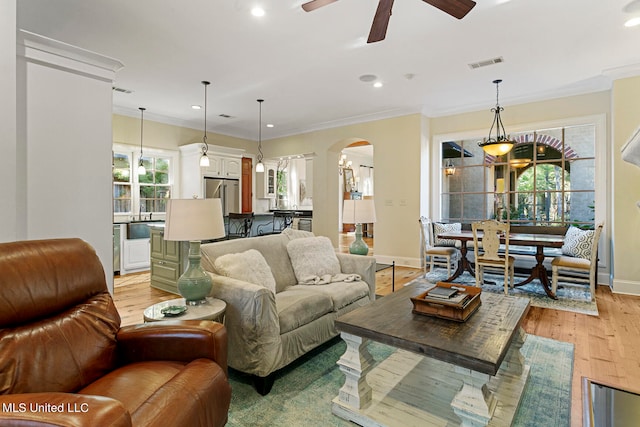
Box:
374 255 421 269
612 278 640 296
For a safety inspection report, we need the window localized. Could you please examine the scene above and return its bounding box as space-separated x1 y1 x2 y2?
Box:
440 123 596 228
113 152 132 213
139 156 171 214
113 147 174 216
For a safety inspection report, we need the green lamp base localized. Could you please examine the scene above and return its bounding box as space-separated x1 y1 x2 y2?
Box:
177 241 212 305
349 224 369 256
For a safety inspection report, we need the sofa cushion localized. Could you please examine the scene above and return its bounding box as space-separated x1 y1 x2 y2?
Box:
562 226 595 259
276 288 334 334
214 249 276 294
293 281 371 310
286 236 341 283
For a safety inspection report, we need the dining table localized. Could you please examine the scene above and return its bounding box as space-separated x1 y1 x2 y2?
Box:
437 231 565 299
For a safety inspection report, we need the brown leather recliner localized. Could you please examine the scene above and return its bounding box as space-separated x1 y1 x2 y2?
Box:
0 238 231 427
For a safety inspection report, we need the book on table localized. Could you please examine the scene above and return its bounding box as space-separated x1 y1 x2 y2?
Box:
425 285 471 306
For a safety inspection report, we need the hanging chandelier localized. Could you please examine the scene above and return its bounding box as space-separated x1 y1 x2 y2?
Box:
137 107 146 175
199 81 211 167
478 79 514 156
256 99 265 173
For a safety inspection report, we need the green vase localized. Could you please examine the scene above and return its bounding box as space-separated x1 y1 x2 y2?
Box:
349 223 369 255
177 241 212 305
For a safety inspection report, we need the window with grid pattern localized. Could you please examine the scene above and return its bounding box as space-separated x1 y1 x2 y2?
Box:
440 123 595 229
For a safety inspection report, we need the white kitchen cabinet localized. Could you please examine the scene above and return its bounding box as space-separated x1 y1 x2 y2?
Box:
179 143 245 198
224 157 241 178
122 238 150 272
256 162 277 199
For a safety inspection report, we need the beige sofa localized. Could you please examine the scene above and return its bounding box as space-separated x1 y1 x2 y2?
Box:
200 229 376 395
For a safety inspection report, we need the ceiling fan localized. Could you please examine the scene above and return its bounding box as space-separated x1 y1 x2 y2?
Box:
302 0 476 43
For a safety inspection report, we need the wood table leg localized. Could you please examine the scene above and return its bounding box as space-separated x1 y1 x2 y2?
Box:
513 245 558 299
335 332 375 410
444 243 475 282
451 368 496 427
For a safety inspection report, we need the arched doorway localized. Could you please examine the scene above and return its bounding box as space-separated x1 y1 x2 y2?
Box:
338 140 374 252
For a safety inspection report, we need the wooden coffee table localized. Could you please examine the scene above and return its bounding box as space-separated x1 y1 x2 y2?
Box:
332 282 531 427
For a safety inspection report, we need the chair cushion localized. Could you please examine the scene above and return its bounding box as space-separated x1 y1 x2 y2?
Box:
433 222 461 247
276 288 334 334
552 255 591 269
286 236 341 283
426 246 458 256
79 359 229 427
214 249 276 294
562 226 595 259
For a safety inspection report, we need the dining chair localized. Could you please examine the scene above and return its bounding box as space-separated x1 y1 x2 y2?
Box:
419 216 458 277
471 220 515 294
227 212 255 239
551 223 603 301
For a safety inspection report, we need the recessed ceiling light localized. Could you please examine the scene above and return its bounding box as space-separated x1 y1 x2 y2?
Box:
359 74 377 82
266 123 274 128
373 81 383 88
251 7 265 17
624 16 640 27
191 105 201 110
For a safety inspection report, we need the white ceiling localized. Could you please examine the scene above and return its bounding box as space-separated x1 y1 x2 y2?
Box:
16 0 640 142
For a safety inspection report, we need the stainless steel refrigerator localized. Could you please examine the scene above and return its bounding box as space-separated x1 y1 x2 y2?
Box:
204 177 240 216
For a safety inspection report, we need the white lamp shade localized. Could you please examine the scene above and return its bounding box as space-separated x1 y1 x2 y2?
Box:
164 198 226 241
343 199 376 224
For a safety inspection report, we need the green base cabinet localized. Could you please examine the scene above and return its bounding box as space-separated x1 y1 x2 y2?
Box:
149 227 189 295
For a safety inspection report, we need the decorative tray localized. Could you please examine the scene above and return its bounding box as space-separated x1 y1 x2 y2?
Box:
161 305 188 317
410 282 481 322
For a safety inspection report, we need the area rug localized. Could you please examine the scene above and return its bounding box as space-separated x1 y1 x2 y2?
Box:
421 269 598 316
226 335 574 427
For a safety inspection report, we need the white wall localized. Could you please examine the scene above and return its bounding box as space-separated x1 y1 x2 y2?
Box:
0 1 17 243
16 30 123 292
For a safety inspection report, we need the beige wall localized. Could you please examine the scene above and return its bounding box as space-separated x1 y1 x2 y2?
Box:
112 114 256 152
612 75 640 294
262 114 423 265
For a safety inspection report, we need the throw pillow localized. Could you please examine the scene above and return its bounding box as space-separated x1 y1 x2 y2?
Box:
286 236 341 284
433 222 461 247
562 226 596 259
214 249 276 294
282 227 314 241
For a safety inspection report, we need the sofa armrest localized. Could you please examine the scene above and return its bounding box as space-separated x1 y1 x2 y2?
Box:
0 393 131 426
116 320 228 375
208 272 282 377
336 253 376 300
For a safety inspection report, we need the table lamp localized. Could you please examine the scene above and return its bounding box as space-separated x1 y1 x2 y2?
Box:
343 198 376 255
164 198 226 305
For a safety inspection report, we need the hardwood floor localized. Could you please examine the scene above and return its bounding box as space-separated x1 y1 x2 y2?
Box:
113 233 640 427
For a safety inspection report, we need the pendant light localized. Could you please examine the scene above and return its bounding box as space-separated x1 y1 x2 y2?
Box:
478 79 514 157
255 99 265 173
137 107 146 175
199 81 211 167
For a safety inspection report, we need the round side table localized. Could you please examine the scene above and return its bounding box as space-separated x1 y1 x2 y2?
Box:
143 297 226 323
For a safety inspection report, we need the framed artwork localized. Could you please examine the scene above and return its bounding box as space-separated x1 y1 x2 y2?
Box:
343 168 354 192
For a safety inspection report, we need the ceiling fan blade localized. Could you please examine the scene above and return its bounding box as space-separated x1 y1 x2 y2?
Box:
367 0 394 43
422 0 476 19
302 0 339 12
